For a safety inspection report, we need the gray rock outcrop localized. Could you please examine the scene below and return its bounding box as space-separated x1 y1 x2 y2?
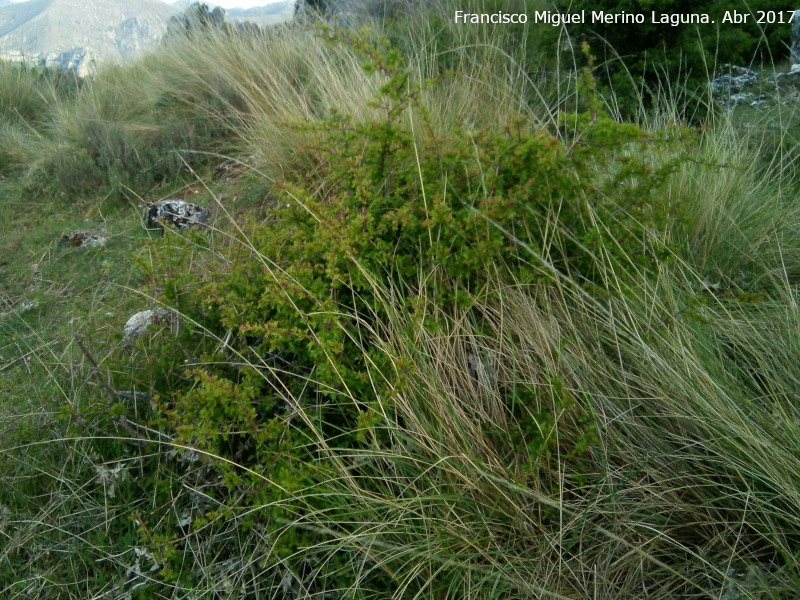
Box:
710 62 800 111
165 3 226 38
710 65 759 95
771 63 800 89
146 200 211 231
61 231 108 248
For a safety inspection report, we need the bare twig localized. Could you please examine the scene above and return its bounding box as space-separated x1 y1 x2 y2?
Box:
74 335 150 445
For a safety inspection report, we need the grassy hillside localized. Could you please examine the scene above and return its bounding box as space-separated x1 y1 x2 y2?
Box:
2 4 800 599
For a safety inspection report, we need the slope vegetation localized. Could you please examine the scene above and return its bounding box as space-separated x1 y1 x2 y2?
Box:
2 4 800 599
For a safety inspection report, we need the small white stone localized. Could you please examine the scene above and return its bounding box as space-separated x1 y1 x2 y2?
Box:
122 309 177 344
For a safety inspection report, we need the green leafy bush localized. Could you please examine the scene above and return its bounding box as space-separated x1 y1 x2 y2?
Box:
103 30 711 593
143 31 695 440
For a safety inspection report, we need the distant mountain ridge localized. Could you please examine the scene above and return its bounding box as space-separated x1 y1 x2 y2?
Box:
227 2 294 21
170 0 294 23
172 0 294 18
0 0 294 77
0 0 180 75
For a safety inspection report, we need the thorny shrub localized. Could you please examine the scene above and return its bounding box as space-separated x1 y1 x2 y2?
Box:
107 32 705 595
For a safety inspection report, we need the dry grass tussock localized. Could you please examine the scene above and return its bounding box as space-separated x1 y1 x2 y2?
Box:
300 259 800 598
143 15 542 175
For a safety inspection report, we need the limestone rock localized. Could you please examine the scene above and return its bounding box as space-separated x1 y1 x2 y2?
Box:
772 64 800 90
728 92 755 106
165 3 226 40
146 200 211 231
61 231 108 248
710 65 759 95
122 308 178 344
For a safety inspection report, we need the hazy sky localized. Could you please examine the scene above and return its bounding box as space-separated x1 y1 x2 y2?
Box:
5 0 287 8
161 0 285 8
